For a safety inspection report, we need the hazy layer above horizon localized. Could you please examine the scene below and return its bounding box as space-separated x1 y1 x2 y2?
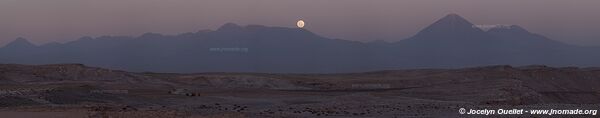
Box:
1 0 599 46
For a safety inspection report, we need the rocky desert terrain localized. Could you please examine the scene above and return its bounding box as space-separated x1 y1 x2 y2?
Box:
1 64 599 117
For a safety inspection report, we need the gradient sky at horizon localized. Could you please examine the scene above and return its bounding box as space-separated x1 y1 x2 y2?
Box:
1 0 600 46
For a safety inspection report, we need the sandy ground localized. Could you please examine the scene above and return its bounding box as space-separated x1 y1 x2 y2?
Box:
1 64 600 117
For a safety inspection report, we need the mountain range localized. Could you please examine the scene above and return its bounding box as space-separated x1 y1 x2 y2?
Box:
1 14 599 73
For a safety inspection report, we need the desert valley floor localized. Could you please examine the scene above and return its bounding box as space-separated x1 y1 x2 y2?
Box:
1 64 599 117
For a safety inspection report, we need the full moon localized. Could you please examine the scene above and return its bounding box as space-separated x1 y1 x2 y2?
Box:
297 20 305 28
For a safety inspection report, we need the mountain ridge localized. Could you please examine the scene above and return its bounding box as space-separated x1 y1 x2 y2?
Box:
1 14 599 73
3 37 36 49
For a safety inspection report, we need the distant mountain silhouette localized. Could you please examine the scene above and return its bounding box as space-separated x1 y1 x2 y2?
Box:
1 14 599 73
384 14 600 68
411 13 488 42
3 37 36 50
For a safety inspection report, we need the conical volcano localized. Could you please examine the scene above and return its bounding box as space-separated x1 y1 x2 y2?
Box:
3 38 36 50
411 14 488 41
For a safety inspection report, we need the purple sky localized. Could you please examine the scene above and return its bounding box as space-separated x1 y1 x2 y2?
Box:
1 0 600 46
